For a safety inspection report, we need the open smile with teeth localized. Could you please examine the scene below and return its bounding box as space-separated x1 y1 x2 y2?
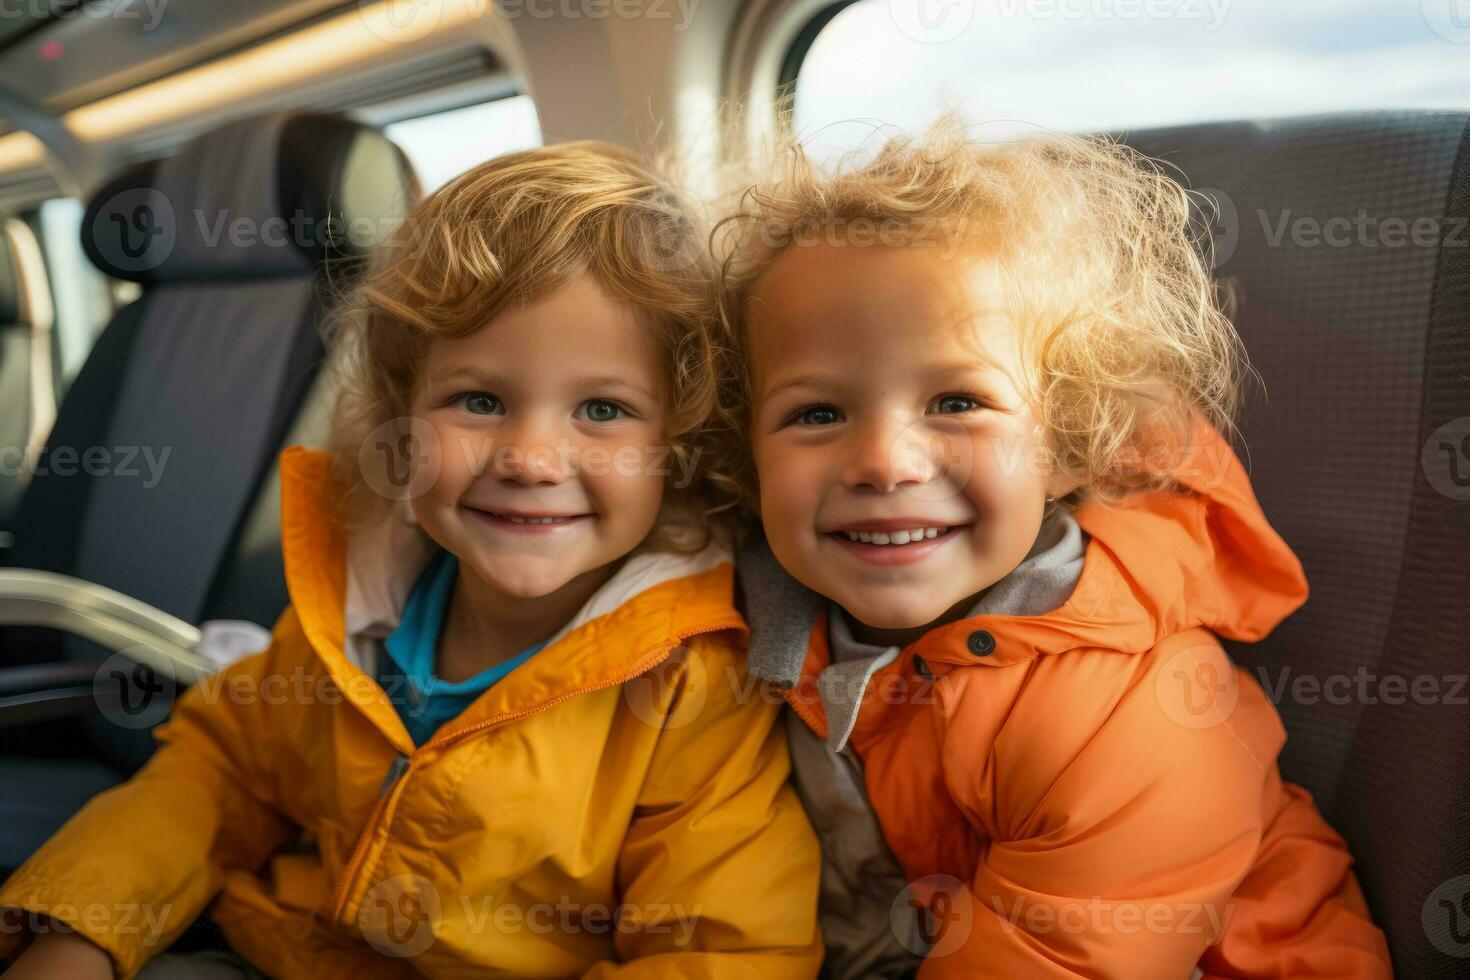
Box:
471 508 588 525
839 526 950 545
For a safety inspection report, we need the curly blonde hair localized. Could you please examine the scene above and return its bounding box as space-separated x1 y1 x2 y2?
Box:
328 141 738 552
713 117 1253 516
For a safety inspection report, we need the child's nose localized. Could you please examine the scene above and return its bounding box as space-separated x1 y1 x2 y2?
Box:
840 419 942 493
489 418 569 485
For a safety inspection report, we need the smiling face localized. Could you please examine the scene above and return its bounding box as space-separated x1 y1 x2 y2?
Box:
748 243 1074 638
409 274 669 600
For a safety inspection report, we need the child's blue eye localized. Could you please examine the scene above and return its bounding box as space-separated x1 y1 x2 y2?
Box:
579 399 628 423
459 392 501 416
789 405 842 427
934 395 980 414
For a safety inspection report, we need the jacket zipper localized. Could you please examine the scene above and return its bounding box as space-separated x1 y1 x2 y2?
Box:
377 754 410 797
325 619 741 925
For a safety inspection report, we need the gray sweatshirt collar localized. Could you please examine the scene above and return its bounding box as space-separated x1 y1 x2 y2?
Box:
737 510 1089 749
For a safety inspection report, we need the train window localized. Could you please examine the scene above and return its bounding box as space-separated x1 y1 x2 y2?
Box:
790 0 1470 154
36 197 116 387
383 94 542 192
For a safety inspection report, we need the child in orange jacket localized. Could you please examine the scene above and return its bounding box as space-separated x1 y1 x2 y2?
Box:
715 121 1393 978
0 144 821 979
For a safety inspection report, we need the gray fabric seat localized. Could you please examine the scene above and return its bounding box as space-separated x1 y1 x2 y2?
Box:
0 111 416 869
15 111 413 630
1121 110 1470 978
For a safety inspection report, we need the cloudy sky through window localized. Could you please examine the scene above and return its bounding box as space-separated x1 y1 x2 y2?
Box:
795 0 1470 154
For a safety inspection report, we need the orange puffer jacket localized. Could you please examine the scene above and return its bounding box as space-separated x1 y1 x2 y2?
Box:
741 418 1392 979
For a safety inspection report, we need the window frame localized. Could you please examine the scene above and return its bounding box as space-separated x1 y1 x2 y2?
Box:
777 0 858 97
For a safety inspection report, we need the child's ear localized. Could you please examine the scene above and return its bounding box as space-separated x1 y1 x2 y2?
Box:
1034 421 1083 502
1045 472 1084 502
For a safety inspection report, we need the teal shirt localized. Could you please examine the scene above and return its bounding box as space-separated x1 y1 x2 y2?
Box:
378 550 548 746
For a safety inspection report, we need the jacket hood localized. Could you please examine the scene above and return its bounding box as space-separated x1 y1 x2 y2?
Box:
739 415 1308 679
277 446 745 749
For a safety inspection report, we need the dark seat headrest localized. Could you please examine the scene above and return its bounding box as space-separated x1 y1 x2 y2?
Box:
83 112 417 283
0 219 20 323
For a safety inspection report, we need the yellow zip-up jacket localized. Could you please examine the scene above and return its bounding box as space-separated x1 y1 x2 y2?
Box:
0 447 823 979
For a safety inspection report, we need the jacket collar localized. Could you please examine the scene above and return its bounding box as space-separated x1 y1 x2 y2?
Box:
738 415 1308 685
278 446 746 751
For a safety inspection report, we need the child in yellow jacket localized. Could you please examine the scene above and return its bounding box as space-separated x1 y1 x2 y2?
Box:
0 143 822 979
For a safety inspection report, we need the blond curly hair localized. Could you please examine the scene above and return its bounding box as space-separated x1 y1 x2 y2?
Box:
713 117 1253 516
328 141 738 552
